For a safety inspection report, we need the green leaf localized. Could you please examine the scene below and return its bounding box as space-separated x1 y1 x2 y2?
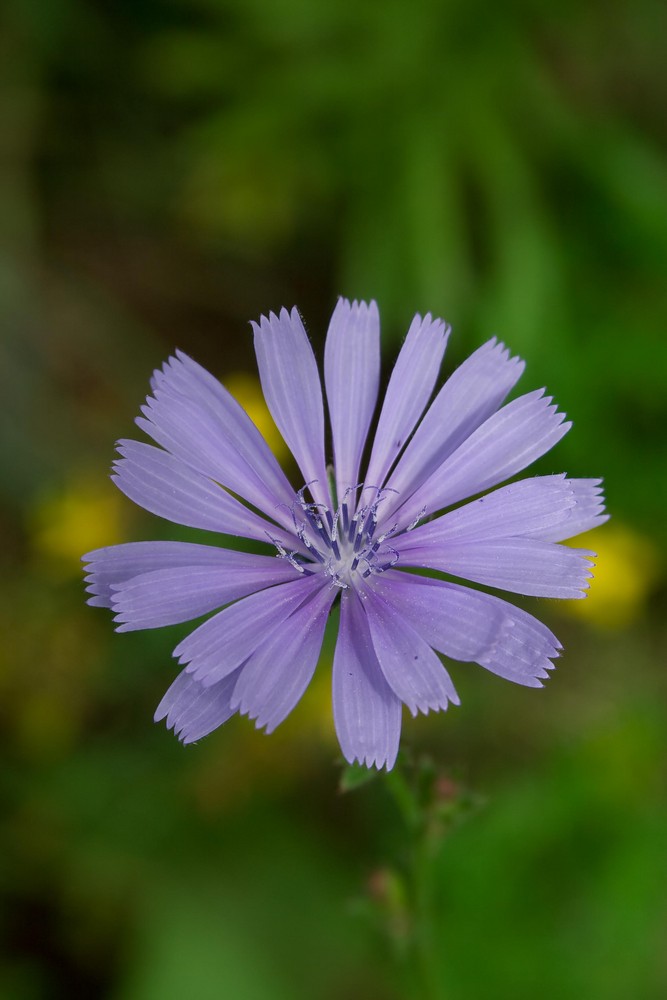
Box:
339 762 378 793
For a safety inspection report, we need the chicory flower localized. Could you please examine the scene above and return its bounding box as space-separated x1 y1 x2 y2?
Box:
83 301 607 769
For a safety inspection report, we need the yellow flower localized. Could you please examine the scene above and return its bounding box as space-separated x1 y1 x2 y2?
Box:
224 371 288 462
564 523 661 629
29 472 126 575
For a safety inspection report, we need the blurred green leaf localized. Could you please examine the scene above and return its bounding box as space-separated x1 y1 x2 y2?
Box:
339 762 379 793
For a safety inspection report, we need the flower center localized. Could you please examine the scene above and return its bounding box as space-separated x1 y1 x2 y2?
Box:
270 483 402 590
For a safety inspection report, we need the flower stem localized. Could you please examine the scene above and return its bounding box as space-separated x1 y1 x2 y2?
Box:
384 763 443 1000
341 755 479 999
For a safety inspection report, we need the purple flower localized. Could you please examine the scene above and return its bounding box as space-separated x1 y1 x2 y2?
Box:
83 301 607 769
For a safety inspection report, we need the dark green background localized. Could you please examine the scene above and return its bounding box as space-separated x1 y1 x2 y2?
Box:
1 1 665 997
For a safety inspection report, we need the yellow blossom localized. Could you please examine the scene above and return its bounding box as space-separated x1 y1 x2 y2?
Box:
564 523 661 629
29 472 126 574
224 372 288 462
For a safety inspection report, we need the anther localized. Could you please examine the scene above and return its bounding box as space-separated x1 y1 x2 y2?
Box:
307 546 327 565
353 527 366 555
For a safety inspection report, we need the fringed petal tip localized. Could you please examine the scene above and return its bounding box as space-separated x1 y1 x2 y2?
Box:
488 337 525 368
515 660 554 688
176 727 200 746
344 749 399 772
251 305 303 336
405 690 461 720
154 711 201 746
335 295 380 316
240 709 285 736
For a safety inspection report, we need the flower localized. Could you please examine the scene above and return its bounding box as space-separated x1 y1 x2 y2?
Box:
83 300 607 769
560 523 659 630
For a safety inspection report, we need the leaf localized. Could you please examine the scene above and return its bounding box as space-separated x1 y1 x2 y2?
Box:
338 762 378 793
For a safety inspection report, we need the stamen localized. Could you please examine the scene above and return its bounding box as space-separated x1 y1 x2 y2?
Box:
265 533 306 574
266 533 287 557
289 479 403 586
340 484 362 537
340 503 350 537
297 480 320 505
303 507 324 537
307 545 327 565
406 506 427 531
296 524 327 564
375 546 399 572
314 517 333 549
343 484 363 503
353 526 367 555
374 524 399 546
325 559 348 590
286 553 305 574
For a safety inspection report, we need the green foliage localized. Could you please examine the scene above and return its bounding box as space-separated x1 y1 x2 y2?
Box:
340 761 380 792
432 705 667 999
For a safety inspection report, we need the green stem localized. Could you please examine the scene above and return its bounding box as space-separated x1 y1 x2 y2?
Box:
384 764 443 1000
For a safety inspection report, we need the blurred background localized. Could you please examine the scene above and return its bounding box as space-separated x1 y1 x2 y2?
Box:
1 0 666 997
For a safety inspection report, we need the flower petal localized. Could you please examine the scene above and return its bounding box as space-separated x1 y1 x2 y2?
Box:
324 299 380 500
231 582 335 733
82 540 287 609
363 588 459 716
395 536 594 598
393 389 571 530
252 307 330 510
523 479 609 542
384 338 524 512
154 667 241 744
83 540 209 608
137 352 296 524
332 590 402 770
364 313 450 490
173 350 294 504
112 439 295 544
404 475 606 545
175 574 325 687
373 572 561 687
110 552 299 632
